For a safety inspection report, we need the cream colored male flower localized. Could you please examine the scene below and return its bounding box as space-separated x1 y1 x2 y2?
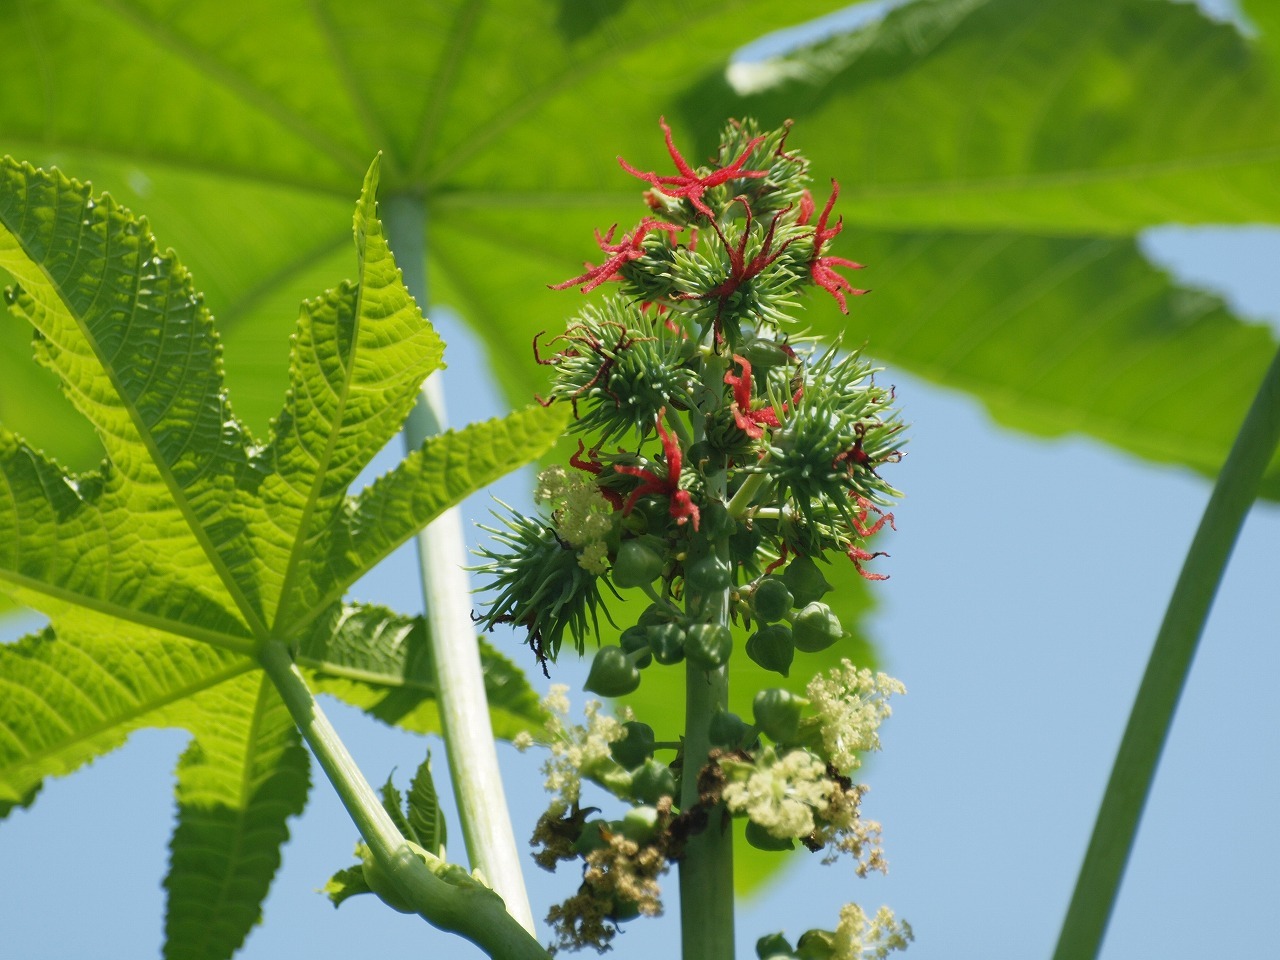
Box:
830 903 913 959
807 660 905 773
721 746 831 839
535 465 615 573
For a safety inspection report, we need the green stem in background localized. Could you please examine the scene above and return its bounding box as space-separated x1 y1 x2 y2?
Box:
1052 343 1280 960
384 194 536 934
258 641 551 960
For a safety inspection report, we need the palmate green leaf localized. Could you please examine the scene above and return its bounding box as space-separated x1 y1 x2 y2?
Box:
164 672 310 960
0 0 850 470
299 603 546 741
682 0 1280 491
0 158 559 957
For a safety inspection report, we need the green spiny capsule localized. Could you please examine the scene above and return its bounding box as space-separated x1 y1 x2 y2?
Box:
645 622 686 665
791 601 843 653
584 646 642 697
745 819 796 852
612 539 665 589
751 577 794 623
611 720 656 768
684 623 733 669
781 555 832 607
745 623 794 676
752 687 805 743
629 759 677 804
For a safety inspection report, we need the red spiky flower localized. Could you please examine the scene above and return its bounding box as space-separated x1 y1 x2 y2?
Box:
724 354 802 439
550 218 680 292
614 408 700 530
619 117 770 220
799 180 867 313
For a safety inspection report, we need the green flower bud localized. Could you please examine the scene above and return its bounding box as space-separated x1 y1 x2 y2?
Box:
795 929 839 960
645 622 686 665
585 646 642 697
611 720 656 768
751 577 794 623
752 688 805 743
756 932 796 960
684 554 732 594
700 500 733 539
572 820 610 856
629 759 677 804
781 555 832 606
616 804 662 842
743 336 796 370
638 601 674 627
745 819 796 852
745 623 794 676
620 625 653 669
685 623 733 669
709 710 754 749
612 539 665 588
791 601 843 653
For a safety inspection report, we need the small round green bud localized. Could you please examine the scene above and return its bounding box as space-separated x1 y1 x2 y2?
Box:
684 623 733 669
685 555 732 593
740 338 794 372
700 501 733 539
745 624 794 677
616 804 661 842
612 539 664 588
756 932 795 960
752 688 805 743
751 577 794 623
791 602 843 653
611 720 656 768
629 759 677 804
708 710 753 749
645 623 686 665
584 646 641 697
572 820 610 856
745 819 796 852
638 602 674 627
619 626 653 669
781 555 832 606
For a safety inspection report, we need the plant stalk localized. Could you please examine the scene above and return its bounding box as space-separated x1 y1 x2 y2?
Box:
385 193 536 934
258 640 550 960
679 454 735 960
1052 343 1280 960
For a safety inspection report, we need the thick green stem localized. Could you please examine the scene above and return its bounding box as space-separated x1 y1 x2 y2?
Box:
258 641 550 960
679 461 734 960
1052 343 1280 960
385 193 535 933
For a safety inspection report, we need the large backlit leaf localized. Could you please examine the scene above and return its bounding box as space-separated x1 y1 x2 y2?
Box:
0 159 561 957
